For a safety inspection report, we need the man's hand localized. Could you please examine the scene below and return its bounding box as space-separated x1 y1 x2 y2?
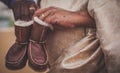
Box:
34 7 95 28
11 0 37 21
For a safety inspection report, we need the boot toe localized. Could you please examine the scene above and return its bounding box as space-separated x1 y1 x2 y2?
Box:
28 42 49 72
5 43 27 70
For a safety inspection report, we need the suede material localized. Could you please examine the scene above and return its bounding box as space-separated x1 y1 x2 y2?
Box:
11 0 36 21
6 43 27 70
28 23 48 71
5 25 32 70
30 22 46 42
15 25 32 43
5 0 37 70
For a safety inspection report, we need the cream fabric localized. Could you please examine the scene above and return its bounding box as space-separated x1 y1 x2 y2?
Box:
41 0 88 11
47 29 106 73
40 0 106 73
88 0 120 73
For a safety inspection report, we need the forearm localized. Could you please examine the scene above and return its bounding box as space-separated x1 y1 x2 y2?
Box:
73 10 95 27
34 7 96 28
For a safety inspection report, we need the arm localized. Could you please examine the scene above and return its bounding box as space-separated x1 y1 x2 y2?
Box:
34 7 95 28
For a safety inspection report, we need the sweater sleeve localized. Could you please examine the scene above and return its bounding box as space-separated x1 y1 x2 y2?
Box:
0 0 12 8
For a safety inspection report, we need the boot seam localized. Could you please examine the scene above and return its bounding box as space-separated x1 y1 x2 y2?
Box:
29 42 48 65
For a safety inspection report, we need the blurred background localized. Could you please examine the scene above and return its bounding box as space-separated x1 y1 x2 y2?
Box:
0 1 45 73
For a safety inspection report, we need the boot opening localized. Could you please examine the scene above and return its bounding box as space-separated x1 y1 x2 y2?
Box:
15 20 33 27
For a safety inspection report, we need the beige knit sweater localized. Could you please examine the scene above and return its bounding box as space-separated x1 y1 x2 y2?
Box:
40 0 106 73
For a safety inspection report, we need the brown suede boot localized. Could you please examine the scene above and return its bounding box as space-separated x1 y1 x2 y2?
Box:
28 22 49 72
6 23 32 70
5 0 37 70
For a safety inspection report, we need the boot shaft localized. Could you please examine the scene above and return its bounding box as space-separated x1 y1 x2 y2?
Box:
30 22 47 42
15 25 32 43
28 22 49 71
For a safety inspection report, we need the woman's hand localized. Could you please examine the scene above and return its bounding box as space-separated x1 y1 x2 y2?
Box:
34 7 95 28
